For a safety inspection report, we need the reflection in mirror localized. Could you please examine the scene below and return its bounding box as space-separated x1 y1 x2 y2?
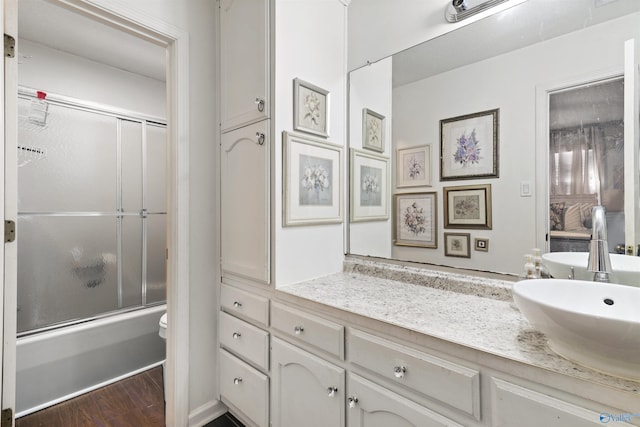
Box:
548 78 624 254
348 0 640 276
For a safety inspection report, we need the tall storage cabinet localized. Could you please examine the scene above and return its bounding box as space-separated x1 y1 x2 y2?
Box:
220 0 271 285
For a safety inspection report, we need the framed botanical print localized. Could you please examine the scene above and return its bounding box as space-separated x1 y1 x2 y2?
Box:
293 78 329 138
396 145 432 187
394 192 437 248
444 233 471 258
283 131 342 226
350 149 389 222
362 108 385 153
443 184 492 229
440 108 499 180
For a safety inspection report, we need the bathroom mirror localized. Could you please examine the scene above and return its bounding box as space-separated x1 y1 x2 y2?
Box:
348 0 640 276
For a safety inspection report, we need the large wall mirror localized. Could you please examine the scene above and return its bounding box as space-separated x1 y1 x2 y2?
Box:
348 0 640 276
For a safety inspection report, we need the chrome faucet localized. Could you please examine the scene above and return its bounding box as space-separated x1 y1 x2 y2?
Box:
587 205 612 282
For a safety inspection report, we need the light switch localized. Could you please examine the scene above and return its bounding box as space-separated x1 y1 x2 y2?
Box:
520 181 532 197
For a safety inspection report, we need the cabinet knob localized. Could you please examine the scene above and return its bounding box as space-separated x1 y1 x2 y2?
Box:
294 325 304 335
233 301 242 308
327 386 338 397
233 377 243 385
256 132 265 145
347 396 358 409
232 332 241 340
255 98 265 112
393 365 407 379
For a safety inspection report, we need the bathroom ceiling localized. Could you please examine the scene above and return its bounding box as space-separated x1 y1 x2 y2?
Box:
18 0 166 82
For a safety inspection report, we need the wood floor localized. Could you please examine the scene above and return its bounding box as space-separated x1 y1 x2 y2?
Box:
15 366 242 427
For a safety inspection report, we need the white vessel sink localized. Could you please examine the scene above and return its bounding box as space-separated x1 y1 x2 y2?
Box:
542 252 640 287
513 279 640 380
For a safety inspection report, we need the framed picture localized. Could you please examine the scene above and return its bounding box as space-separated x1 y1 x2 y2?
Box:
394 192 437 248
475 237 489 252
396 145 431 187
293 78 329 138
362 108 385 153
444 233 471 258
350 148 389 222
443 184 492 229
440 108 499 180
283 131 342 226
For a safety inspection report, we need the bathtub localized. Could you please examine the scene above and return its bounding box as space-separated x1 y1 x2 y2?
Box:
16 304 166 417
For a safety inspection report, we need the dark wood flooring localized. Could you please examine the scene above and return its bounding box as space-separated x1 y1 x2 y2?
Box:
16 366 243 427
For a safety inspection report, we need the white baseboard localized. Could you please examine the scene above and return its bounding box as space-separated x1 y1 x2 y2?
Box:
188 399 228 427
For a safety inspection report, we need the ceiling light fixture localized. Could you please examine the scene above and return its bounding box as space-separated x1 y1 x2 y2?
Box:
445 0 510 22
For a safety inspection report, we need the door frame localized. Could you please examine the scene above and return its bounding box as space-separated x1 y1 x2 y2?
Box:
4 0 191 425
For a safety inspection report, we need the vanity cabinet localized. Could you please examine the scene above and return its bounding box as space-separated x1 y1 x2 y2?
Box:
271 337 345 427
219 0 269 132
220 121 270 285
347 373 464 427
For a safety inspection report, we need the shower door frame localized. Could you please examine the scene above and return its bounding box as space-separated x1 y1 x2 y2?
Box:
3 0 193 425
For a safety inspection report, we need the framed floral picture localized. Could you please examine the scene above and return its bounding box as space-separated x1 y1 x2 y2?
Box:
394 192 437 248
350 149 389 222
362 108 385 153
440 108 499 180
283 131 342 226
396 145 432 187
293 78 329 138
444 233 471 258
443 184 492 229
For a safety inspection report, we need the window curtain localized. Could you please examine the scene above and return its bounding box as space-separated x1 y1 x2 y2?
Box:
549 123 622 202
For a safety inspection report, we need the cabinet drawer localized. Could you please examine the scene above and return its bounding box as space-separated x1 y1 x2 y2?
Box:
348 329 480 420
491 378 631 427
221 284 269 326
220 311 269 370
271 301 344 359
219 349 269 427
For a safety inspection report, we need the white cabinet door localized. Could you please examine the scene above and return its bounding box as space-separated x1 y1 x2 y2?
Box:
347 374 463 427
271 337 345 427
220 0 269 131
221 120 270 284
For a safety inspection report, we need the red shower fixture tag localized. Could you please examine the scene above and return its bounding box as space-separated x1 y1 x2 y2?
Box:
36 91 47 100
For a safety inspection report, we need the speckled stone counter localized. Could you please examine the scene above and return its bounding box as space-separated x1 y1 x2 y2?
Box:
278 258 640 395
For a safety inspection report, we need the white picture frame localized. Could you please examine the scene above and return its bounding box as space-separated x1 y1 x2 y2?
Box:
293 78 329 138
362 108 385 153
396 145 432 188
350 148 389 222
283 132 342 226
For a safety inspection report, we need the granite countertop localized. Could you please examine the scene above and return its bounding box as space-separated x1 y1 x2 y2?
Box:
278 258 640 395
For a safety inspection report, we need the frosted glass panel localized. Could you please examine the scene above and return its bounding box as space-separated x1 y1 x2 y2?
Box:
147 124 167 213
146 214 167 304
122 217 143 308
18 99 117 212
121 120 143 212
17 216 118 333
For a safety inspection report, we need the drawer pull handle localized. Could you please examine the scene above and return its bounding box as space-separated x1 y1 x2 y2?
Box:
233 377 243 385
347 396 358 409
294 325 304 335
393 366 407 379
233 301 242 308
232 332 242 340
327 386 338 397
255 98 265 112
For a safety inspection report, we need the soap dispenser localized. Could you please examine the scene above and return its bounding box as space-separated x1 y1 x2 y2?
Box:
519 254 537 280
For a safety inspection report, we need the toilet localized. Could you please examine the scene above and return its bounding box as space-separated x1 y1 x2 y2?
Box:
159 312 167 398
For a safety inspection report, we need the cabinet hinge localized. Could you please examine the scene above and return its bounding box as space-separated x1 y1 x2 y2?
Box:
1 408 13 427
4 220 16 243
4 34 15 58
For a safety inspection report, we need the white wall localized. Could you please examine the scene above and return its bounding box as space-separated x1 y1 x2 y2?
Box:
348 57 393 258
274 0 348 286
18 39 165 117
390 12 638 275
